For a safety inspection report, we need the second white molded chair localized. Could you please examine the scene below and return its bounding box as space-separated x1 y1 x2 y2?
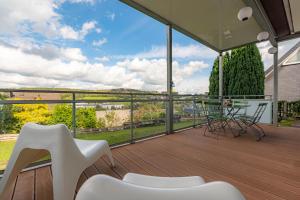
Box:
123 173 205 188
76 174 246 200
0 123 114 200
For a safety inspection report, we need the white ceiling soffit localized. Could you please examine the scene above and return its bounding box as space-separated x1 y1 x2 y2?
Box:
289 0 300 33
122 0 264 52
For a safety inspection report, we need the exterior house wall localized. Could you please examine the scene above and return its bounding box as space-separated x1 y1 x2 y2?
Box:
265 63 300 101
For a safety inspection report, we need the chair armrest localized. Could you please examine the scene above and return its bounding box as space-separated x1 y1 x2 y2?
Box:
123 173 205 188
76 175 246 200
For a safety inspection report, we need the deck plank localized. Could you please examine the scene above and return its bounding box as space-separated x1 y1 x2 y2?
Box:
6 125 300 200
12 170 35 200
1 176 17 200
35 166 53 200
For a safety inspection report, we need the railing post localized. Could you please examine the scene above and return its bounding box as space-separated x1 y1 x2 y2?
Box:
72 92 76 137
193 96 196 127
166 24 173 134
130 94 134 144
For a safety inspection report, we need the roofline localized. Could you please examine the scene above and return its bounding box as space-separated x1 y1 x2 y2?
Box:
264 40 300 77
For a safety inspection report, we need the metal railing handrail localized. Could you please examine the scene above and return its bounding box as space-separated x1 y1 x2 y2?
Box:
0 88 168 96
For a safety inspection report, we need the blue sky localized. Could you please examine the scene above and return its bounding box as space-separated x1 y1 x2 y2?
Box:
0 0 297 93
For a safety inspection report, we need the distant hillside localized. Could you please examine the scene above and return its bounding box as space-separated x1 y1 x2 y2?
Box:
6 88 160 100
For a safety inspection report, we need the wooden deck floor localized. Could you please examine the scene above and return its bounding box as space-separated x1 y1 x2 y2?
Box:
2 125 300 200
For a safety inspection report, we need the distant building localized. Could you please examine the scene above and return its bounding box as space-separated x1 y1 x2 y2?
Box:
99 103 124 110
265 42 300 102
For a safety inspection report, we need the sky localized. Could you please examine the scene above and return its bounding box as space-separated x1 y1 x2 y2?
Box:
0 0 299 94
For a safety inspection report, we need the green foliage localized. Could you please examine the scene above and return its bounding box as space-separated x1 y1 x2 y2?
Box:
13 103 51 132
105 111 118 128
50 104 98 129
0 105 18 133
50 104 73 128
208 58 219 96
96 118 106 128
209 44 265 96
77 107 97 128
134 103 164 121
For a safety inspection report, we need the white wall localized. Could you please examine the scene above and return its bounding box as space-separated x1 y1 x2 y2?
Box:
234 99 273 124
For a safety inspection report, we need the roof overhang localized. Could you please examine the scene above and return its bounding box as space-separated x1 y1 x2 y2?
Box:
120 0 300 52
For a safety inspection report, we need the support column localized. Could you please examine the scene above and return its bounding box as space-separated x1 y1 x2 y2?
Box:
273 44 278 126
166 24 173 134
218 53 223 100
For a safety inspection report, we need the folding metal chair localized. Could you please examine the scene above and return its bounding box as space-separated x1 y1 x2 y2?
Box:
237 103 267 141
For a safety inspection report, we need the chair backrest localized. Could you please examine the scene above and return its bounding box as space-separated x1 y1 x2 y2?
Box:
252 103 268 123
232 100 248 115
0 123 83 197
204 100 222 116
76 175 246 200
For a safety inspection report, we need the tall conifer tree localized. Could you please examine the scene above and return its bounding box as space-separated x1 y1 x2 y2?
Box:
208 44 264 96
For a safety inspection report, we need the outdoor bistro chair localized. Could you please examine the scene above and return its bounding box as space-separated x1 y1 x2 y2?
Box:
196 100 232 137
237 103 268 141
75 173 246 200
0 123 115 200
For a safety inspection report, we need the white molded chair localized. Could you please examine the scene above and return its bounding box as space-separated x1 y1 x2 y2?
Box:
76 174 246 200
0 123 115 200
123 173 205 188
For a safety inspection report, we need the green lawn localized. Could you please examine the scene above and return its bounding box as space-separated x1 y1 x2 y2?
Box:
0 120 196 171
0 141 16 170
76 120 195 144
279 118 295 127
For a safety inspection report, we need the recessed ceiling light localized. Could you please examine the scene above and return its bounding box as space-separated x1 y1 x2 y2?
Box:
257 31 269 41
238 7 253 21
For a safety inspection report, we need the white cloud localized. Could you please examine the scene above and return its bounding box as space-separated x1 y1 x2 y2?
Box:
0 0 58 34
92 38 107 47
0 44 209 94
60 20 98 40
66 0 96 4
95 56 110 62
60 26 79 40
61 48 87 62
0 0 99 41
106 12 116 21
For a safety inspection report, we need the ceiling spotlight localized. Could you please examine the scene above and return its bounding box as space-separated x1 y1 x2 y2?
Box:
268 47 278 54
257 31 269 41
238 7 253 21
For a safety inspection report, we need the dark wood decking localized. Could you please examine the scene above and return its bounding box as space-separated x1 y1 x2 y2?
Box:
2 125 300 200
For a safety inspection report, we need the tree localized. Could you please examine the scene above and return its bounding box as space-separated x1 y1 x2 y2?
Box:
0 105 18 133
96 118 106 128
133 103 163 121
228 44 264 95
209 44 264 96
208 58 219 96
50 104 73 128
13 102 51 132
105 111 118 128
76 107 97 129
50 105 98 129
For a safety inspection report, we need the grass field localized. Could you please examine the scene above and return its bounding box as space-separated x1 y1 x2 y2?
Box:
0 120 196 171
0 141 16 170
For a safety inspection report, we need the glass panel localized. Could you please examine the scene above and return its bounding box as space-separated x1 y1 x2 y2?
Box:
75 95 131 145
133 101 166 140
173 100 194 130
284 48 300 65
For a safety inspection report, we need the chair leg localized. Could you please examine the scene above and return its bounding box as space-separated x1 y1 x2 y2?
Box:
51 160 83 200
104 142 115 168
104 145 115 168
249 124 263 141
203 125 208 136
254 123 266 137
